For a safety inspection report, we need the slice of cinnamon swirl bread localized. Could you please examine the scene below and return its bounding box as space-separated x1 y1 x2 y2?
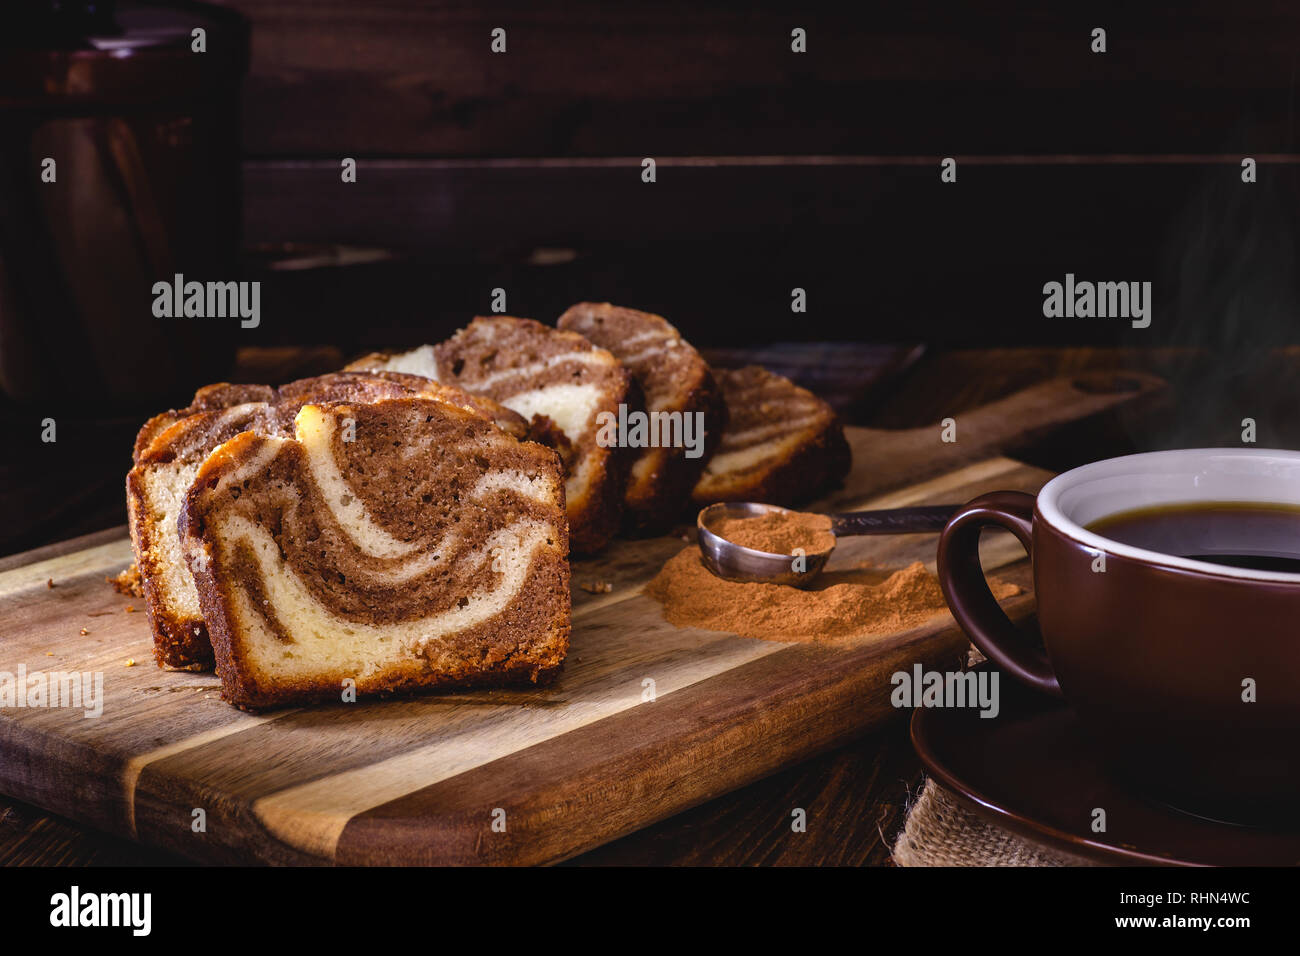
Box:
179 398 570 710
557 302 725 534
691 365 851 507
130 403 285 670
128 372 527 670
349 317 636 553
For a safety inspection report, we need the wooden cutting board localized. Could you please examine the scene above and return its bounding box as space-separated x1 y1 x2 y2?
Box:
0 373 1160 865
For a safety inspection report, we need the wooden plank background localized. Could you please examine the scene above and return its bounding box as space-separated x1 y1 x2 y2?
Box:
190 0 1300 349
219 1 1300 158
239 160 1300 352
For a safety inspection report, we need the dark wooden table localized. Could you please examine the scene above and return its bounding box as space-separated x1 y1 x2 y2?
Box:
3 344 1289 866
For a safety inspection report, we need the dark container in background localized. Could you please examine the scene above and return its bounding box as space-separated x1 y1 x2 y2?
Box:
0 1 249 409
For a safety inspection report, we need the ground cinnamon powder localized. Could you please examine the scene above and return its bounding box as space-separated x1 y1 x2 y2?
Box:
646 548 1021 644
712 511 835 555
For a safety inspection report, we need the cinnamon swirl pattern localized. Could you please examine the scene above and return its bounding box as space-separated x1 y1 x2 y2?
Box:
127 372 528 670
179 398 570 710
350 316 636 554
691 365 851 507
557 302 725 534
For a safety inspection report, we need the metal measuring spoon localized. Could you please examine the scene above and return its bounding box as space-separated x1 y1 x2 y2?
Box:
697 501 961 588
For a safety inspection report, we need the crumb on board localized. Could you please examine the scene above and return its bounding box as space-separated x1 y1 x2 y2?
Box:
78 627 89 636
46 577 54 589
125 658 136 667
108 564 145 598
45 652 53 657
579 580 614 594
125 605 135 613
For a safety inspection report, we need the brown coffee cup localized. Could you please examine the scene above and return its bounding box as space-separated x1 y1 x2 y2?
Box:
937 448 1300 826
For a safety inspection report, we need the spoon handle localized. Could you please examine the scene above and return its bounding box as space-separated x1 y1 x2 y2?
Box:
828 505 962 536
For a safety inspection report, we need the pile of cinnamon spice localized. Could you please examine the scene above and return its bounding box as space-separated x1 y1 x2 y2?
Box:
647 538 1021 645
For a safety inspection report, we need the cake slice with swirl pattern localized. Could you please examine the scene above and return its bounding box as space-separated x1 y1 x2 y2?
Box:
348 316 636 553
127 372 528 670
691 365 851 507
557 302 725 534
179 398 570 710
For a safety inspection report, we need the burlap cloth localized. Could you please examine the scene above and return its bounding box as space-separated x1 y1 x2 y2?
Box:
893 778 1099 866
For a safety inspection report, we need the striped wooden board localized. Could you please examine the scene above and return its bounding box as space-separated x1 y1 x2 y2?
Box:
0 374 1159 864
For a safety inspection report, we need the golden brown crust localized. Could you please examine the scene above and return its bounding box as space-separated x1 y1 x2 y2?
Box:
127 467 216 670
187 383 278 411
278 372 531 440
133 385 278 463
133 412 181 463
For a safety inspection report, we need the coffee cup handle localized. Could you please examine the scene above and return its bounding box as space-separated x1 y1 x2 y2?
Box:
936 491 1063 698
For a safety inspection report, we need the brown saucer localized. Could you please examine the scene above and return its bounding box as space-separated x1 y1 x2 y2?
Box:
910 665 1300 866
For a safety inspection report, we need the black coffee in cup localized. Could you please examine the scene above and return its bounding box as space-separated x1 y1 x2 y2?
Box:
1088 501 1300 573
